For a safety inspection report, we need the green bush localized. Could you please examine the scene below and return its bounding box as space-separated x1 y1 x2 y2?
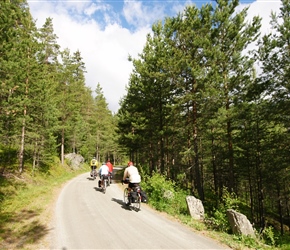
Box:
142 172 189 215
0 144 18 172
262 226 276 246
206 187 240 232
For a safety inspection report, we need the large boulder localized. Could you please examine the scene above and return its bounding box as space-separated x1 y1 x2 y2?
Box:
186 196 204 220
226 209 255 237
65 153 85 169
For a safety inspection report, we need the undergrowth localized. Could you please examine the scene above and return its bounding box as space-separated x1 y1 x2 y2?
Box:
141 172 290 250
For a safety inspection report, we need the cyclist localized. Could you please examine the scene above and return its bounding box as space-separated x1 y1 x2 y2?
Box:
106 159 114 183
98 162 109 188
122 161 141 205
123 161 141 190
90 157 98 177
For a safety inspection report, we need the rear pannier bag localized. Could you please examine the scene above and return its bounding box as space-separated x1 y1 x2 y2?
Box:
141 190 148 203
130 191 138 203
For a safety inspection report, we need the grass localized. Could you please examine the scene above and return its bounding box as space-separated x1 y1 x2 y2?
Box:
0 162 88 249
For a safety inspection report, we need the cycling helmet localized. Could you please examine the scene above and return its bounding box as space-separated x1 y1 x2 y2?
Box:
128 161 133 166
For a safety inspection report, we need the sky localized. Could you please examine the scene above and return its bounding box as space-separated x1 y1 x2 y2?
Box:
27 0 282 113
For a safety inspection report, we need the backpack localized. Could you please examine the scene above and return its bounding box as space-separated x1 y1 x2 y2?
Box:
140 190 148 203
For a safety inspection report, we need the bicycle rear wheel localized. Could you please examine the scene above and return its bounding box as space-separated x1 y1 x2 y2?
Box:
132 193 141 211
103 179 107 193
123 188 129 205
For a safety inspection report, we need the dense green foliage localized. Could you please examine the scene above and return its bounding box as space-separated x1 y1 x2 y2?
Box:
143 172 290 249
117 0 290 245
0 1 124 174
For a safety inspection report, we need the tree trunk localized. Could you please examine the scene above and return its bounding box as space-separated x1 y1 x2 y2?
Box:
277 186 284 235
19 76 29 173
227 119 234 192
61 127 65 165
211 128 219 201
19 118 25 173
32 141 37 173
192 98 204 200
248 165 254 223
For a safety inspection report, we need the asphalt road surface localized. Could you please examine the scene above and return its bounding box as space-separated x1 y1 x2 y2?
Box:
50 170 230 249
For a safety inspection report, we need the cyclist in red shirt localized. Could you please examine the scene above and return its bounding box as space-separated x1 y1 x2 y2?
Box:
106 159 114 183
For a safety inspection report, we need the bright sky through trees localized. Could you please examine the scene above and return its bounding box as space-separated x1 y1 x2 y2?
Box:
28 0 281 112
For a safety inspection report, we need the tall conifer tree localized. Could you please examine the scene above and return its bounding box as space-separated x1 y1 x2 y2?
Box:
257 0 290 233
0 0 40 172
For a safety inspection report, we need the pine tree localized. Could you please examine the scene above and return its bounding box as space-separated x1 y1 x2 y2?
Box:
209 0 261 194
31 17 61 168
0 0 40 173
93 84 114 162
257 0 290 234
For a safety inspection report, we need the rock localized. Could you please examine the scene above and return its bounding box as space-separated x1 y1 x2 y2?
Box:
226 209 255 237
163 190 174 200
186 196 204 220
65 153 85 169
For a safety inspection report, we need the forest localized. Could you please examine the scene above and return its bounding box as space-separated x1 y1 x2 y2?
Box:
117 0 290 237
0 0 289 243
0 0 123 174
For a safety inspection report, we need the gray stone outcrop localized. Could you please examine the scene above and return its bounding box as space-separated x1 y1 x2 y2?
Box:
226 209 255 237
186 195 204 220
65 153 85 169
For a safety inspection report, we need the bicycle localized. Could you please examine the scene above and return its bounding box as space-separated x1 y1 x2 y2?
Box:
107 173 112 187
100 174 109 193
91 169 97 180
123 184 141 212
91 168 97 180
108 172 113 185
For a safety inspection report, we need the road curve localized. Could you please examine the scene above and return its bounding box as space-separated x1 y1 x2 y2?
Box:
50 171 230 250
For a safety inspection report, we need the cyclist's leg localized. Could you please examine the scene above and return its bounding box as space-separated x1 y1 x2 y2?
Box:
127 183 134 204
128 183 132 192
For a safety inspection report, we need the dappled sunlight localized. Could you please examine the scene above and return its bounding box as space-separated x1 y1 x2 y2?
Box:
0 209 50 249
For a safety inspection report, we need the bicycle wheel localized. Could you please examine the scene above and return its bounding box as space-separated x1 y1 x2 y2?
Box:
136 193 141 211
103 179 107 193
123 188 129 205
132 193 141 211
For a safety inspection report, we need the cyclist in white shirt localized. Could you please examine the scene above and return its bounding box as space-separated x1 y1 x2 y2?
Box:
98 162 109 187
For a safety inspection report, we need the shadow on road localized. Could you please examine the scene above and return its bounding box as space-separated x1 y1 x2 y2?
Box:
93 187 106 193
111 198 131 210
86 176 96 181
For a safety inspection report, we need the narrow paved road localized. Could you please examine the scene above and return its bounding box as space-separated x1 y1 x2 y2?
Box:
50 170 230 249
